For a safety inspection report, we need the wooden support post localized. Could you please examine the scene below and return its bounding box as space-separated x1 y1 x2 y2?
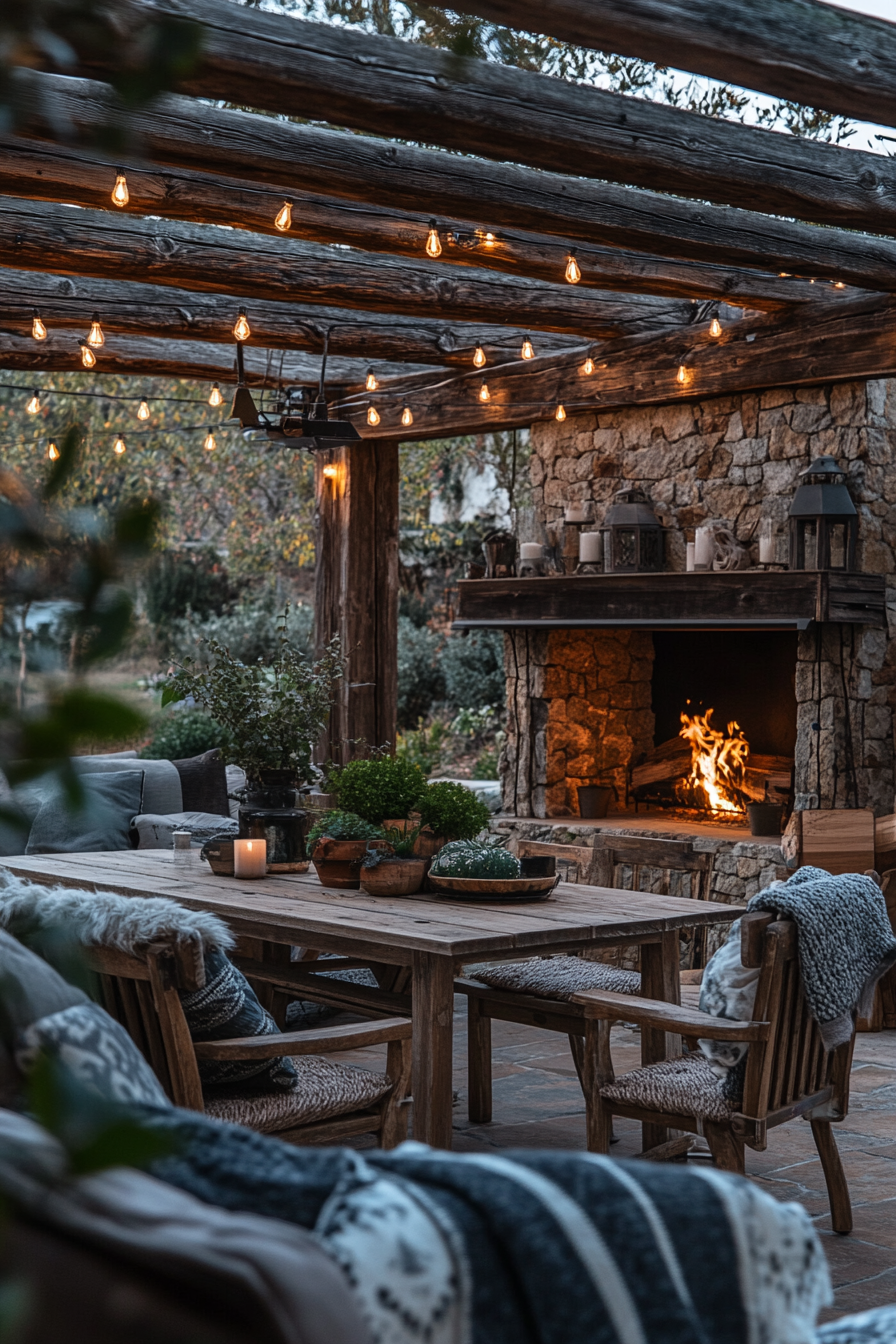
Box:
315 440 399 763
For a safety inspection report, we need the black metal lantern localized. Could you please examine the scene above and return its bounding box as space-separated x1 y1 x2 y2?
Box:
788 456 857 572
600 487 665 573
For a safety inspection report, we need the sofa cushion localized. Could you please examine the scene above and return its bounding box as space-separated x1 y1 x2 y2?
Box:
181 949 297 1092
16 1001 171 1107
0 928 89 1046
134 812 239 850
74 755 182 815
173 750 230 818
25 770 145 855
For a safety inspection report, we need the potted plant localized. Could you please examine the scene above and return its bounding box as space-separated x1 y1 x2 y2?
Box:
306 810 384 889
416 781 492 856
359 826 426 897
163 616 342 871
330 755 426 826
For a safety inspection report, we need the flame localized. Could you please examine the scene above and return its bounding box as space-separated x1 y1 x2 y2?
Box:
678 708 749 814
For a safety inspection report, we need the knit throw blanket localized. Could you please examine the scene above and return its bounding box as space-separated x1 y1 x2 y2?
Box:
748 866 896 1049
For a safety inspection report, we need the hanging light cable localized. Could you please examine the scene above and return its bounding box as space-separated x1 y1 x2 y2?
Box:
31 310 47 341
79 342 97 369
232 308 251 341
521 336 534 360
565 250 581 284
111 170 129 207
366 368 378 392
274 201 292 232
137 399 150 421
25 390 40 415
425 220 442 258
208 382 223 407
473 346 486 368
401 406 413 427
87 314 104 347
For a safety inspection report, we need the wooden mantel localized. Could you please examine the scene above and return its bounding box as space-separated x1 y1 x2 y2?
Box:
454 571 887 631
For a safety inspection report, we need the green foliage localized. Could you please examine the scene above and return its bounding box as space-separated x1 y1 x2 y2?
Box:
442 631 505 712
139 708 230 761
395 716 449 775
144 547 235 629
429 840 520 880
417 781 490 840
380 823 420 857
306 809 383 847
170 594 313 665
162 611 341 783
397 616 445 728
331 754 427 824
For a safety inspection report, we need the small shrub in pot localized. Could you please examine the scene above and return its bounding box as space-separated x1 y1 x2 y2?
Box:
417 781 491 841
330 756 426 825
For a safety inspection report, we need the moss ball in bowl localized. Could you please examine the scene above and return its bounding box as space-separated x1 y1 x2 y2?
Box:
429 841 521 881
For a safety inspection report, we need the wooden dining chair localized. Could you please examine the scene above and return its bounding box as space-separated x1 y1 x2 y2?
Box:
456 836 715 1126
87 936 413 1148
573 910 855 1233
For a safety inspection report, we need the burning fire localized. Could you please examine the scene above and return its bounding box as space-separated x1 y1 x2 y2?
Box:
679 709 749 814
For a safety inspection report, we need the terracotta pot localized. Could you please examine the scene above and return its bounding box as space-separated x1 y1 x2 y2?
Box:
413 827 447 859
310 836 369 890
360 858 426 897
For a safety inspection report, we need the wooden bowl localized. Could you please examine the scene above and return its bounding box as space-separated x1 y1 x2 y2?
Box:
426 874 559 902
360 858 426 897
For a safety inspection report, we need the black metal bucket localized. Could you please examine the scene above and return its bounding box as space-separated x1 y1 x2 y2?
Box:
747 802 785 836
578 785 614 819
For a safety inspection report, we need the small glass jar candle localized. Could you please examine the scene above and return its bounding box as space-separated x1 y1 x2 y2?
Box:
694 525 714 569
519 542 543 561
686 541 696 572
234 837 267 879
172 830 192 867
579 531 602 564
759 520 776 565
564 501 590 523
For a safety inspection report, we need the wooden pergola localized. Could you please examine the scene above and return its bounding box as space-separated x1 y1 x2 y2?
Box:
5 0 896 755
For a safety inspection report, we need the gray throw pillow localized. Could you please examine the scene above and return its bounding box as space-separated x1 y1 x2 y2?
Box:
16 1001 171 1107
25 770 144 855
0 929 89 1046
74 755 182 815
173 750 230 818
182 949 297 1092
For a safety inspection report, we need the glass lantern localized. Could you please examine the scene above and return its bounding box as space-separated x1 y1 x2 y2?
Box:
600 487 665 573
788 456 857 572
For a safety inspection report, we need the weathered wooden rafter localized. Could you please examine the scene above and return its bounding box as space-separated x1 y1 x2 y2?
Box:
448 0 896 131
0 197 691 339
333 294 896 439
0 131 809 312
69 2 896 233
0 268 580 368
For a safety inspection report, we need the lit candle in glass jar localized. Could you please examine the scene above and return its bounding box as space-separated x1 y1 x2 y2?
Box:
234 838 267 878
759 522 776 564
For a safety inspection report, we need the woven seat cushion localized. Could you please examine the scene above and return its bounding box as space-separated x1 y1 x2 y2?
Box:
601 1052 735 1123
204 1055 392 1133
472 956 640 1001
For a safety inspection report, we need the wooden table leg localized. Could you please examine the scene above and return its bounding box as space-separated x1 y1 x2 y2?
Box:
411 951 455 1149
640 930 683 1152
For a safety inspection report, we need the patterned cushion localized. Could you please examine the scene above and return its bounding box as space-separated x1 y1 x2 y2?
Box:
181 949 297 1092
204 1055 391 1133
471 956 641 1000
16 1002 171 1107
601 1052 735 1123
816 1306 896 1343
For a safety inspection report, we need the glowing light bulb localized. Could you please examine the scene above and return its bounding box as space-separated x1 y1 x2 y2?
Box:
425 220 442 258
565 251 581 284
204 432 216 452
322 463 338 479
80 342 97 369
709 316 722 338
113 436 126 455
833 280 846 289
26 390 40 415
137 399 150 421
473 346 486 368
366 368 378 392
31 311 46 341
555 404 566 422
233 308 251 341
582 356 595 375
479 382 490 402
367 405 380 426
677 364 688 385
47 440 60 461
484 232 495 245
274 201 292 232
87 314 104 348
208 383 223 407
401 406 413 427
111 171 129 207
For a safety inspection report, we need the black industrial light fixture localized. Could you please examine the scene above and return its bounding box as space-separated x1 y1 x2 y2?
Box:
229 337 361 450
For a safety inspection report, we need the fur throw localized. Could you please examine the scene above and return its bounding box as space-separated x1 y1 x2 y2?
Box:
0 867 233 954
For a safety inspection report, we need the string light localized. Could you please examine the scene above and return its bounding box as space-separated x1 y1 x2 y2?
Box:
232 308 251 341
137 399 150 421
79 342 97 369
322 463 338 479
47 441 60 461
401 406 414 427
677 364 688 385
425 220 442 258
367 405 380 426
709 315 723 338
484 232 495 245
113 436 126 455
582 356 595 375
31 311 47 341
555 404 566 422
274 201 292 232
473 346 486 368
366 368 378 392
204 432 216 452
26 390 40 415
208 383 223 407
87 314 104 347
833 280 846 289
521 337 534 360
111 171 129 207
479 382 490 402
565 251 581 284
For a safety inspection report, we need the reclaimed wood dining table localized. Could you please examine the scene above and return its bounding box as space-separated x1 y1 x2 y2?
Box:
5 850 742 1148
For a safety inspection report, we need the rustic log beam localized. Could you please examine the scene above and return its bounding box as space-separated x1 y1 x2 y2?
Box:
0 267 580 368
449 0 896 131
0 131 808 311
0 196 692 339
69 4 896 234
333 294 896 439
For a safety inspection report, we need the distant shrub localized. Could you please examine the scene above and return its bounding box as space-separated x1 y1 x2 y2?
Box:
140 709 230 760
441 630 505 712
170 599 313 665
145 549 235 629
397 616 445 728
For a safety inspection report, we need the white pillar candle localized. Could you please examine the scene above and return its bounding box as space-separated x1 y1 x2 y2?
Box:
564 502 589 523
694 525 714 568
579 531 602 563
759 528 776 564
234 838 267 879
520 542 543 560
686 541 696 572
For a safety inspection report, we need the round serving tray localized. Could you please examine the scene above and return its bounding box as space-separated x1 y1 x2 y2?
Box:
427 874 560 903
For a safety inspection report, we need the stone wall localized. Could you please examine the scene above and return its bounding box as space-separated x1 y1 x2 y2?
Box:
500 379 896 818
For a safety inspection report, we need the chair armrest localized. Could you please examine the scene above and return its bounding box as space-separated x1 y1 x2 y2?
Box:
193 1016 412 1061
571 988 770 1041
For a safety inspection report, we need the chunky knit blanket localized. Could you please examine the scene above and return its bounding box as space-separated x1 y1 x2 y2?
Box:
748 866 896 1048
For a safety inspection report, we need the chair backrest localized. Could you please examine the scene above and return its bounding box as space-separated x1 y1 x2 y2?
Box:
592 836 712 900
738 911 852 1134
84 938 205 1111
